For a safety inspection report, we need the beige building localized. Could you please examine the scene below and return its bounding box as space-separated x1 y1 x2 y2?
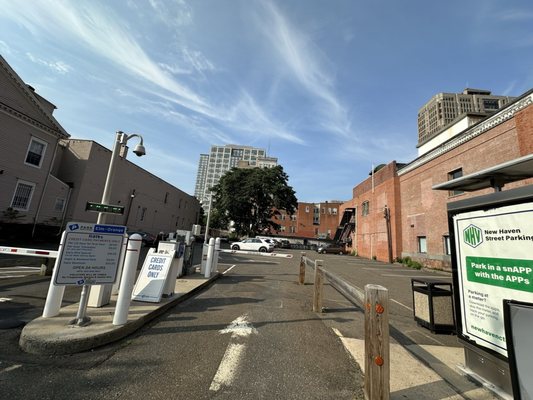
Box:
54 140 200 233
0 55 71 236
0 55 199 240
417 88 515 146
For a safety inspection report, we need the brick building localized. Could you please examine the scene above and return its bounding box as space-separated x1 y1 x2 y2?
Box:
274 201 344 239
343 162 403 261
343 89 533 270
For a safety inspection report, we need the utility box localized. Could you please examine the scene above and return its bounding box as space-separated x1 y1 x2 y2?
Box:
411 278 455 334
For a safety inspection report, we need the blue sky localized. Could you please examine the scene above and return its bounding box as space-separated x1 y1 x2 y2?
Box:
1 0 533 202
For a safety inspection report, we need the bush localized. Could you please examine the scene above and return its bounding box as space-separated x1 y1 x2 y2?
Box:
350 250 357 256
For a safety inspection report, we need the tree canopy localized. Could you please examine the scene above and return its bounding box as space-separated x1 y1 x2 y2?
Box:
210 166 297 237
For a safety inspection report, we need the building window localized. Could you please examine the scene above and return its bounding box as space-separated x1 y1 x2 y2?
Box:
305 206 309 213
281 214 286 220
418 236 427 253
290 226 296 233
25 137 47 168
448 168 464 196
332 208 337 215
362 201 369 216
291 215 297 221
280 226 286 232
11 180 35 211
54 197 65 212
443 235 451 255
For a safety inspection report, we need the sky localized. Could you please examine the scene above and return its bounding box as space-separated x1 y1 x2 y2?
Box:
1 0 533 203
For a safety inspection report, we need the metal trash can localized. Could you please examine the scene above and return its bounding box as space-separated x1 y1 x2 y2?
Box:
411 278 455 333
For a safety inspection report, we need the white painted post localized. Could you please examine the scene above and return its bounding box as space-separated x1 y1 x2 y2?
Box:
212 237 221 273
112 235 129 295
42 231 66 318
112 234 142 326
205 238 215 278
200 244 208 274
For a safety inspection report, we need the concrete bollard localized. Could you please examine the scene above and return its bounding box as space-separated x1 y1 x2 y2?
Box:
42 231 66 318
112 234 143 326
212 237 221 273
111 235 129 295
205 238 215 278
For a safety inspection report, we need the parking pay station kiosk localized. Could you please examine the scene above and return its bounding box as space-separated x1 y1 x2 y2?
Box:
446 185 533 398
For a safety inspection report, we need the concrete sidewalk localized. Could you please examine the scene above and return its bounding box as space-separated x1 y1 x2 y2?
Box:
19 272 219 355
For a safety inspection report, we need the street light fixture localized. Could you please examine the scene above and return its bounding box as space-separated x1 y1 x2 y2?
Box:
83 130 146 314
98 131 146 225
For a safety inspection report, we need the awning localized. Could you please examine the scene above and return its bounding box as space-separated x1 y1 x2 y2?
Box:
432 153 533 192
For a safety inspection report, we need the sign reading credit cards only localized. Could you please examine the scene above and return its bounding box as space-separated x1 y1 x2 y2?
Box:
55 222 126 286
453 202 533 357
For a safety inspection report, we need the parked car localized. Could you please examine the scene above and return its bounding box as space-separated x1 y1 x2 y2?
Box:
280 239 291 249
127 231 156 247
231 238 275 252
316 243 347 254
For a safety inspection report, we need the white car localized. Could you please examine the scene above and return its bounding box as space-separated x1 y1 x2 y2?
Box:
231 238 275 252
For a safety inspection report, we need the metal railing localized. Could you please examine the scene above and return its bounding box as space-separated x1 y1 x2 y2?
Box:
298 252 390 400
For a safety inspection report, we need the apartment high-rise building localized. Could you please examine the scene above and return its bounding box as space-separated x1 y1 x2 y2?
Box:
194 144 278 211
417 88 515 146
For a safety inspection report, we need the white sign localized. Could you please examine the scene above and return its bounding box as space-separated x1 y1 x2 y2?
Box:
132 249 173 302
453 202 533 357
55 222 125 285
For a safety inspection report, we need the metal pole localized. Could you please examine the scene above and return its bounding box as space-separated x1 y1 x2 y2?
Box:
212 237 220 273
88 131 124 308
69 284 92 326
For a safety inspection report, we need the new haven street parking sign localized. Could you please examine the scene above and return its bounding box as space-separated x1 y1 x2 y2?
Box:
55 222 126 286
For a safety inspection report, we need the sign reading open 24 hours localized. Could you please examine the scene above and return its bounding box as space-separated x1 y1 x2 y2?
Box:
453 202 533 357
55 222 126 285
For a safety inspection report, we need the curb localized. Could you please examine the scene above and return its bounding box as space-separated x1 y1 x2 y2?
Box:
19 273 221 355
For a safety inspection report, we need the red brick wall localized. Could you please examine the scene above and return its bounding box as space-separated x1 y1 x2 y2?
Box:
273 201 343 239
399 102 533 271
346 162 402 262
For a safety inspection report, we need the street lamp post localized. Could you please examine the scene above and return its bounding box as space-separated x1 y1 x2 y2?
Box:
85 131 146 311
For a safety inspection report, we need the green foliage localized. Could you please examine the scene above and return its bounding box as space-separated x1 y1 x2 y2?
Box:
397 256 423 269
211 166 297 237
350 250 357 256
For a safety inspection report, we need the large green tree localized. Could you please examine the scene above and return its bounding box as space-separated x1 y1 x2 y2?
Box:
210 166 297 237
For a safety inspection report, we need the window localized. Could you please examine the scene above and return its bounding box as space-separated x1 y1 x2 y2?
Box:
332 208 337 215
362 201 369 216
11 180 35 210
290 226 296 233
418 236 427 253
443 235 451 255
54 197 65 212
280 226 286 232
291 215 297 221
448 168 464 196
305 206 309 213
25 137 47 168
281 214 286 220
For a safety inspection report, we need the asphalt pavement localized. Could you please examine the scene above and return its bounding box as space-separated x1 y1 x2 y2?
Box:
0 247 503 399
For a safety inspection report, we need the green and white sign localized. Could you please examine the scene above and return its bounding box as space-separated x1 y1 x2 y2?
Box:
454 202 533 357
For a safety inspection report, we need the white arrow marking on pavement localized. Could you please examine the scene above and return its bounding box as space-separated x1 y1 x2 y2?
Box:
0 298 13 302
210 315 257 391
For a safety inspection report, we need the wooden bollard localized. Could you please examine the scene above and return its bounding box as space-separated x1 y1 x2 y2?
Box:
312 260 324 313
364 284 390 400
298 252 306 284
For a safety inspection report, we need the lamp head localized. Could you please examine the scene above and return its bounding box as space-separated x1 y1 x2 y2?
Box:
132 144 146 157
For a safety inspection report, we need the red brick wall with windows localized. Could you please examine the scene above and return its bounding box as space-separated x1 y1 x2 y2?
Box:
346 162 402 262
399 102 533 271
273 201 344 239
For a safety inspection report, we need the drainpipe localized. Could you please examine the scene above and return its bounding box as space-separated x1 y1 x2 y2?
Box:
32 139 60 238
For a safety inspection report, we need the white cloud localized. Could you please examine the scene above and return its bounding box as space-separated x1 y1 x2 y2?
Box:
0 40 11 54
147 0 192 27
26 52 72 74
259 1 353 138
